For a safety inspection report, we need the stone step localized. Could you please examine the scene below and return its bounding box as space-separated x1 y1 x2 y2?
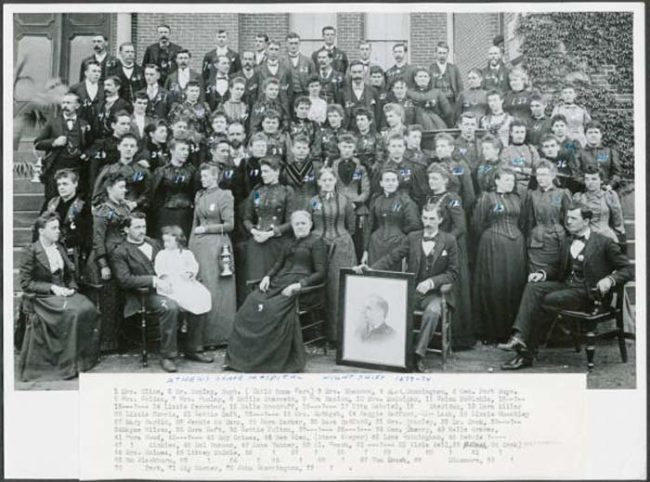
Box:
14 247 24 267
14 193 43 212
615 93 633 105
625 220 634 238
14 178 44 194
13 269 20 291
600 65 616 74
14 211 40 228
14 227 33 247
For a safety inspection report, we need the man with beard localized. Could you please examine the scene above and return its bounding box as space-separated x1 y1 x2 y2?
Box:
95 76 133 139
107 42 145 104
78 34 118 82
201 29 241 81
284 32 316 98
481 45 510 92
142 24 184 85
341 60 381 131
385 43 416 90
311 26 348 74
429 41 464 123
232 50 259 107
34 92 92 202
316 49 345 105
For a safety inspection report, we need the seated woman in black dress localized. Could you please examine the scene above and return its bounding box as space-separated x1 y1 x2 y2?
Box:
18 212 101 381
225 210 327 373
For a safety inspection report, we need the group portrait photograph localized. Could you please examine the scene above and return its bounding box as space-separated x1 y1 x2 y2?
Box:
8 6 639 391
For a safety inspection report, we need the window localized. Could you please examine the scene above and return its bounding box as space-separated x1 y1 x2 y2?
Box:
365 13 410 69
289 13 337 57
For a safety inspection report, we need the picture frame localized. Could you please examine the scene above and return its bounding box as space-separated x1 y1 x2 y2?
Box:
336 268 415 372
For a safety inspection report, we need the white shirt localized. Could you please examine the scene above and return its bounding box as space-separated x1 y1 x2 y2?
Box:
570 228 590 259
216 46 229 56
255 51 265 65
422 238 436 257
177 68 190 89
85 80 98 100
41 240 64 273
137 242 154 261
436 61 448 74
94 51 107 63
288 55 300 68
352 82 365 101
122 63 135 79
147 85 159 100
133 114 146 137
266 61 279 76
215 75 229 97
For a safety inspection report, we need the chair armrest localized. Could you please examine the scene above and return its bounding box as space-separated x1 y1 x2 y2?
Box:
246 279 262 287
439 283 453 294
297 282 325 295
79 281 103 291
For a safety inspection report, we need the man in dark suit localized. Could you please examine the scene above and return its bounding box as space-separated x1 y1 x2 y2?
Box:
201 29 241 81
498 205 634 369
341 60 381 131
232 50 260 108
136 64 173 120
107 42 146 104
311 25 349 74
78 34 118 83
355 204 459 372
385 43 416 90
481 45 510 92
141 24 183 86
111 212 212 372
256 40 293 115
284 32 317 98
164 49 204 105
429 41 464 125
95 76 133 139
69 60 104 130
34 92 92 202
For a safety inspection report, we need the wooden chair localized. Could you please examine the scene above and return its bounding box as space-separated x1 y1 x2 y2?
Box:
544 284 629 371
246 243 336 355
412 283 454 368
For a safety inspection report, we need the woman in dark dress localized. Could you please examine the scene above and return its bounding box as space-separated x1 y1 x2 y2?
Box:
225 210 327 372
19 213 100 381
521 160 571 274
362 168 421 270
151 138 198 239
472 168 527 344
425 164 475 350
308 168 357 344
242 157 295 284
84 173 132 352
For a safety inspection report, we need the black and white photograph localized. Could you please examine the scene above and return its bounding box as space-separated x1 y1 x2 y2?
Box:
338 269 414 371
9 7 640 391
4 3 646 480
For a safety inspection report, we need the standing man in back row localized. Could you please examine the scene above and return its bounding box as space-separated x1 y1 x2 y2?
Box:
78 34 118 83
429 41 463 124
142 24 184 86
311 25 348 74
201 29 241 82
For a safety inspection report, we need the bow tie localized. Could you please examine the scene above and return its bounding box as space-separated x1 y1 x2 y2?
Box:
64 116 77 122
572 234 587 242
216 75 228 79
423 236 436 242
123 64 134 70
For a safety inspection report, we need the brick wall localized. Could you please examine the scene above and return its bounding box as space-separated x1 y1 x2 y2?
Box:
239 13 290 55
409 13 448 68
109 13 118 54
134 13 239 70
337 13 364 61
453 13 500 79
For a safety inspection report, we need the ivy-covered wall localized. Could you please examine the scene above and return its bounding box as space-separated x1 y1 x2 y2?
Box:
516 12 634 183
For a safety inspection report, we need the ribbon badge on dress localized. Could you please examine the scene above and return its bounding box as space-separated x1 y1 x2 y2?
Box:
596 152 609 163
478 164 493 174
224 169 233 179
493 203 505 213
512 157 525 167
352 170 362 181
311 199 322 211
449 199 460 207
174 174 185 184
452 166 464 176
253 191 261 207
552 195 562 206
400 168 411 180
392 202 402 212
133 171 144 182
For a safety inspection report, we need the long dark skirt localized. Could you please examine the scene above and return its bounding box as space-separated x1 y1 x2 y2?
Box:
225 273 306 372
451 236 476 349
473 230 527 343
18 293 101 381
243 236 288 282
84 252 122 352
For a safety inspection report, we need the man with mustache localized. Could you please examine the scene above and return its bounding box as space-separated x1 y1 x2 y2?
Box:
78 34 118 83
107 42 146 104
142 24 184 86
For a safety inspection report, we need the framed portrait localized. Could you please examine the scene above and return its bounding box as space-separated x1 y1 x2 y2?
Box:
337 269 415 372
